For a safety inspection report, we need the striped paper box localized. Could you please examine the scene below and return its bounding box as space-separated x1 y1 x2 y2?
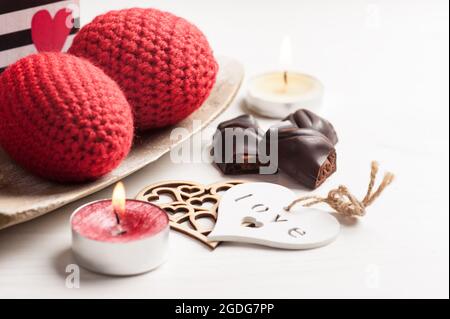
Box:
0 0 80 73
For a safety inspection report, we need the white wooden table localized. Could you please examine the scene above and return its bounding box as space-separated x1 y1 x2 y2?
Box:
0 0 448 298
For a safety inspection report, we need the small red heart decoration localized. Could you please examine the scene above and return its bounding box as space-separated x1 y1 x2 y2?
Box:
31 9 72 52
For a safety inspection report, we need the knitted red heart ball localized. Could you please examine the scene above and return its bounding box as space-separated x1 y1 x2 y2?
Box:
69 8 218 130
0 53 134 183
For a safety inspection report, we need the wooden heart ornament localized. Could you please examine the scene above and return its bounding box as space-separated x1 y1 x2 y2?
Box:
208 183 340 250
31 9 73 52
136 180 245 249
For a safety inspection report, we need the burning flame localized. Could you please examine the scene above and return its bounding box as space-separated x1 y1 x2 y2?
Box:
279 35 293 88
112 182 126 221
279 35 293 71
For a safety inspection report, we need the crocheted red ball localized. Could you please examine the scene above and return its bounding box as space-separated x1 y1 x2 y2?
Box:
69 8 218 130
0 53 134 183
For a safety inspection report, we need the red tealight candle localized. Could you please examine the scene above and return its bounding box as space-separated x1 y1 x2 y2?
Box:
71 182 169 276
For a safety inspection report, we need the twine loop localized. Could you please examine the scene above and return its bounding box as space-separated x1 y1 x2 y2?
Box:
285 161 395 217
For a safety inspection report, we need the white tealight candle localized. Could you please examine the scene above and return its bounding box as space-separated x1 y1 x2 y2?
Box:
246 36 324 119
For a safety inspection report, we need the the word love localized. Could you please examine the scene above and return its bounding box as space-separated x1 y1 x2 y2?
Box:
208 183 340 250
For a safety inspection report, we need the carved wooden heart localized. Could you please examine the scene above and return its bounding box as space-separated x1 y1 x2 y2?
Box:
136 180 245 249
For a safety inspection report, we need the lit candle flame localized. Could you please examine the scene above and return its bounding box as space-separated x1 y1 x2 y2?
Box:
112 182 126 224
279 35 293 88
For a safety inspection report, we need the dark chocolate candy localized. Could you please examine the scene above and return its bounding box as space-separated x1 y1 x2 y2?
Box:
212 115 264 175
265 121 337 189
285 109 338 145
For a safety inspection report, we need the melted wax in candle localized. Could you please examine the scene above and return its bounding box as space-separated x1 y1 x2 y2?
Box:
72 200 168 242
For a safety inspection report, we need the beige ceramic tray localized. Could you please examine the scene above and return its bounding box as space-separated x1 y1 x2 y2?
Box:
0 56 244 230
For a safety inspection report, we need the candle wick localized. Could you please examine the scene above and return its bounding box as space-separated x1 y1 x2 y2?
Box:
112 227 127 236
112 210 127 236
283 71 288 86
114 209 121 225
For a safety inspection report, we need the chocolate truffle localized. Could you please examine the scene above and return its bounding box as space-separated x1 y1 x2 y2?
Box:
285 109 338 145
265 122 337 189
212 115 264 174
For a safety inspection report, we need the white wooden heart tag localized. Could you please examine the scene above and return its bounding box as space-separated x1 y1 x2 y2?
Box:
208 183 340 250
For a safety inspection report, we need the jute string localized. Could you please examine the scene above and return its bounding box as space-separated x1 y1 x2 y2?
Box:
285 161 395 217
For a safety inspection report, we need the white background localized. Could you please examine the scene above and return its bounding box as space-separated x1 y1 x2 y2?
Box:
0 0 448 298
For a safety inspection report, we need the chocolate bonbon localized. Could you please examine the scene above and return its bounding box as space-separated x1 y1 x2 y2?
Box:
284 109 338 145
265 122 337 189
213 110 338 187
212 115 264 174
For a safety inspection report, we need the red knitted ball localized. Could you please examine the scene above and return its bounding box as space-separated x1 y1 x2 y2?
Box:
69 8 218 130
0 53 134 183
